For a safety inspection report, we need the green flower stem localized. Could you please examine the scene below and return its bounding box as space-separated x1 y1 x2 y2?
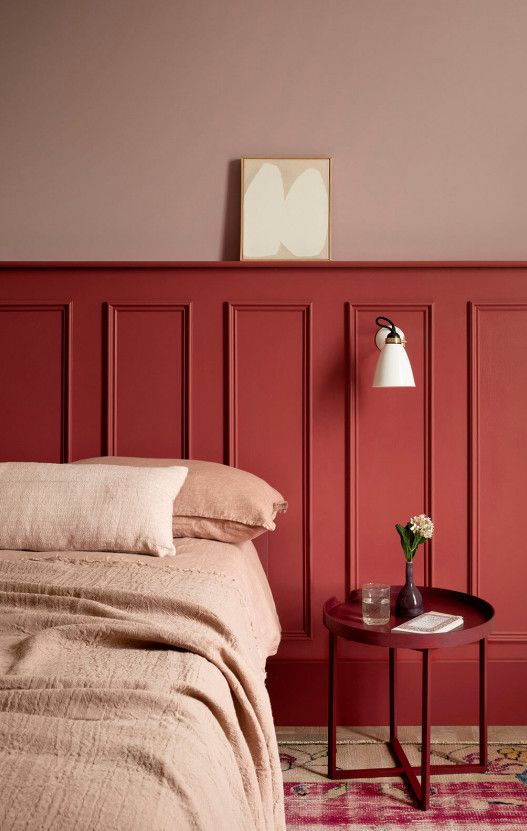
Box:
396 522 425 562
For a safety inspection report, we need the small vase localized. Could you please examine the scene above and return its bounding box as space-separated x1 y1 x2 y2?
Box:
395 561 423 618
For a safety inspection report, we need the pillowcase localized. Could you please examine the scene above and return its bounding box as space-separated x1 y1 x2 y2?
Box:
0 462 188 557
75 457 287 543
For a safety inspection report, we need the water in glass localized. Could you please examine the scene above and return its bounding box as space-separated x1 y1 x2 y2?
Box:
362 584 390 625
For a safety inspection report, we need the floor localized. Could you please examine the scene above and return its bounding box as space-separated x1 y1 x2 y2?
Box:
277 725 527 782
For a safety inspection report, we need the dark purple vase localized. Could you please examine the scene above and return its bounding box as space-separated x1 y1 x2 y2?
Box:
395 561 423 618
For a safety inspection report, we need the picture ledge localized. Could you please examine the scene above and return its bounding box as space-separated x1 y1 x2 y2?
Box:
1 260 527 270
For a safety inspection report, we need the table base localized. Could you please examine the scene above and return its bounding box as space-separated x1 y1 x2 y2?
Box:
328 637 488 810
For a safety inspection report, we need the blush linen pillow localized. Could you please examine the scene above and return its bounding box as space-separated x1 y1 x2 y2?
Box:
75 457 287 544
0 462 188 557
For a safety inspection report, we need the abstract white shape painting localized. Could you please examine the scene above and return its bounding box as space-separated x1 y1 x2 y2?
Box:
241 157 331 260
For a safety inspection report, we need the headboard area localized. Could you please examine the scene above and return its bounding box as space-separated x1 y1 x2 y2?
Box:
1 261 526 724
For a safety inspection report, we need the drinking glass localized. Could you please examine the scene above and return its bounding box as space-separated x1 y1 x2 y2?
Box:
362 583 391 625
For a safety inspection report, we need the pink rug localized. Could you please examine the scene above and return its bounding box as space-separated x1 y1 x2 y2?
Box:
281 737 527 829
284 781 527 829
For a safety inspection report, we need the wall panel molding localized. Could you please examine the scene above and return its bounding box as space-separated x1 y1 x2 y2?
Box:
227 302 312 640
2 263 527 726
105 302 191 457
487 633 527 644
346 303 433 595
0 301 72 462
469 302 527 644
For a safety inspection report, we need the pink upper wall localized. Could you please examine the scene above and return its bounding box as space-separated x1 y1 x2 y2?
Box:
1 0 527 261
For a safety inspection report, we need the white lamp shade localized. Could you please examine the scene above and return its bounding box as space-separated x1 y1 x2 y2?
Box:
372 326 415 388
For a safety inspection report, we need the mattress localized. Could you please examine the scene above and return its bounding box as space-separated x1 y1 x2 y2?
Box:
0 539 285 830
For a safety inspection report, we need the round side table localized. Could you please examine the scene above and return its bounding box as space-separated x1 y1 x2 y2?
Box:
323 586 495 810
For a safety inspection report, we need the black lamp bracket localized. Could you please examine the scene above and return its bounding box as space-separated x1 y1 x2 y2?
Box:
375 316 398 336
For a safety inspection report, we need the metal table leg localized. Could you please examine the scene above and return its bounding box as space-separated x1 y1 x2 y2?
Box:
326 636 489 810
421 649 431 810
389 647 430 810
328 632 337 777
389 647 397 744
479 637 488 769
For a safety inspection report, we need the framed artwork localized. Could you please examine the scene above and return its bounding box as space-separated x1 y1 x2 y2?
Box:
240 157 331 260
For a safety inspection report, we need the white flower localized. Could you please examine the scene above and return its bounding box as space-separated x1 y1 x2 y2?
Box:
409 514 434 539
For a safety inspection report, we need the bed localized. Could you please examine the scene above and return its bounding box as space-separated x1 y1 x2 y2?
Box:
0 461 286 831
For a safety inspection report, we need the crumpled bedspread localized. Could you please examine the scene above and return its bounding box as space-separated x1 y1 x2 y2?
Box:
0 554 285 831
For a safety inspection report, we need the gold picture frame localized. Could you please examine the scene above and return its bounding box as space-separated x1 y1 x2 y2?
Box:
240 156 332 261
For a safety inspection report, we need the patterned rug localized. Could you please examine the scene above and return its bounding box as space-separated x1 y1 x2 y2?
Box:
278 727 527 830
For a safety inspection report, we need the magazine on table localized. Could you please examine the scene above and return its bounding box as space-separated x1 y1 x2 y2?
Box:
391 611 464 634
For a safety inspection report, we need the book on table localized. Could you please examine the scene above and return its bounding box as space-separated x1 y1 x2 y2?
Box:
391 611 464 634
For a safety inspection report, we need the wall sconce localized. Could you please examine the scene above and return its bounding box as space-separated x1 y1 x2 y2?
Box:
372 316 415 388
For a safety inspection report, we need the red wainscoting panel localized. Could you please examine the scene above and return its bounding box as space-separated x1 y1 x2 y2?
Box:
470 303 527 645
347 304 433 594
227 303 312 639
0 302 71 463
106 303 191 458
0 262 526 725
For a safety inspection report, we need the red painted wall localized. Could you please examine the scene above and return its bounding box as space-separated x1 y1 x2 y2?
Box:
0 262 526 725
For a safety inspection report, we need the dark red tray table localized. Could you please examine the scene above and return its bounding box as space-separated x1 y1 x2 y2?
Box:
323 586 495 810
